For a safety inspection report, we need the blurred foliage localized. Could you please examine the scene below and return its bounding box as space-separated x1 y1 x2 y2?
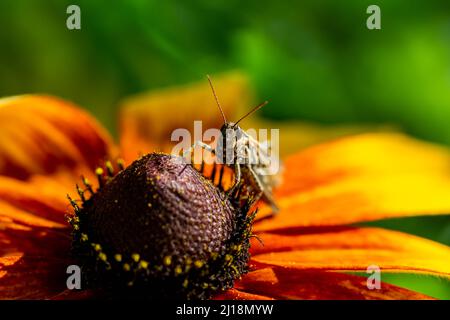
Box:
0 0 449 298
0 0 449 144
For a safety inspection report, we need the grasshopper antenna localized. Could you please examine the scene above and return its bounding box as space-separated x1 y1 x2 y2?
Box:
207 74 227 124
233 100 269 128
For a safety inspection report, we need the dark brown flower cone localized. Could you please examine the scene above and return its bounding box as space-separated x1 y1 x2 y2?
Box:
69 153 255 299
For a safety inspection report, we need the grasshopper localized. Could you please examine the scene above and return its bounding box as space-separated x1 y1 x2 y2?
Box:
184 75 281 214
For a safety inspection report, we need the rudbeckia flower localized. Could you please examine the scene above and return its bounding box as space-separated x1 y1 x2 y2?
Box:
1 74 449 300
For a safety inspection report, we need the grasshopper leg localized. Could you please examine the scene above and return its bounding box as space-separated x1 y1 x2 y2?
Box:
183 141 216 161
225 161 241 199
247 166 279 216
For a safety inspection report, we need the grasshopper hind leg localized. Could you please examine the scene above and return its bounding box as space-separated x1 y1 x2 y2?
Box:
247 166 279 216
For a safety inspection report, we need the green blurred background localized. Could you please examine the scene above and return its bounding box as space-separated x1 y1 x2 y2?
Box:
0 0 449 298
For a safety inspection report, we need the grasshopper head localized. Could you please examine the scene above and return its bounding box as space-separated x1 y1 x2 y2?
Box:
220 122 244 144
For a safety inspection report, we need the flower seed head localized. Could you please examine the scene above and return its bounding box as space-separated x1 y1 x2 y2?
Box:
70 153 255 299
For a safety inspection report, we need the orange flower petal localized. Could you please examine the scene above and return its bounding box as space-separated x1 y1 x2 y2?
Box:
1 222 70 299
0 254 22 269
0 201 64 230
1 226 70 257
243 117 392 158
250 227 450 277
0 95 115 180
0 254 70 299
214 288 274 300
119 72 250 162
51 289 100 300
234 267 434 300
0 176 71 230
255 133 450 230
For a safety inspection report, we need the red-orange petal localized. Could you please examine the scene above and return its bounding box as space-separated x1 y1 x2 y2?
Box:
0 254 71 299
234 267 434 300
0 216 71 299
50 289 100 300
250 227 450 277
0 95 116 180
0 176 70 229
214 288 274 300
255 133 450 230
0 226 70 257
